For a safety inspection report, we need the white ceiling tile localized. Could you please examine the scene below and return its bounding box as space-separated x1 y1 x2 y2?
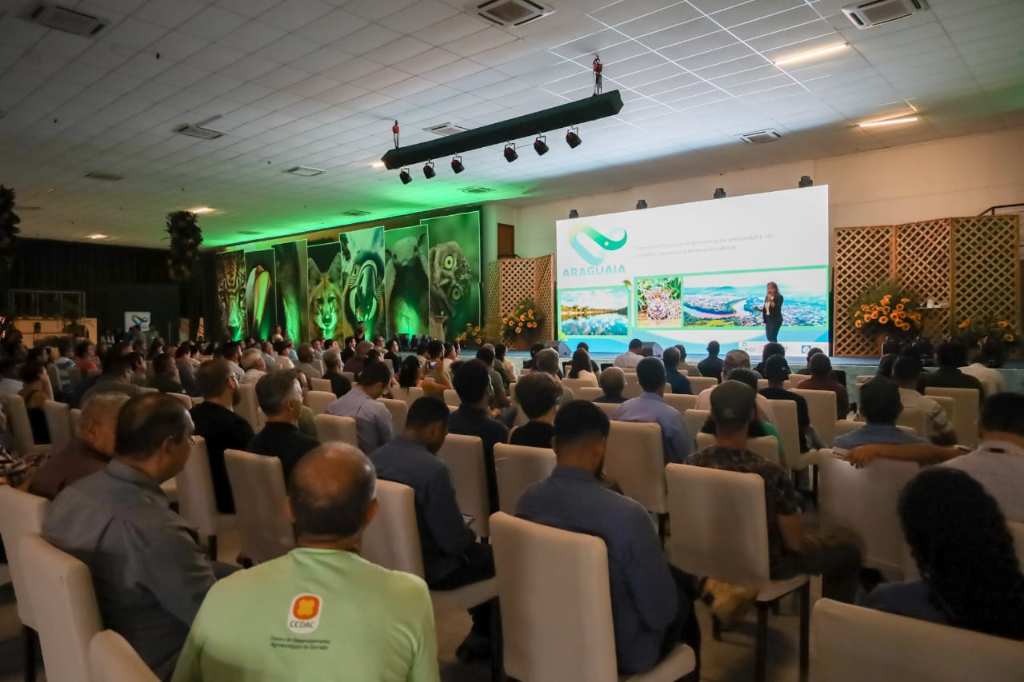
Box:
705 0 802 26
375 75 438 98
257 0 336 31
346 0 420 22
220 55 282 81
254 34 322 63
217 21 289 53
362 36 433 66
380 0 460 33
350 66 411 90
294 8 371 44
339 24 405 56
133 0 208 29
147 31 208 62
312 83 372 105
178 6 249 42
285 75 344 97
444 27 517 57
32 31 94 61
102 16 168 50
418 58 487 84
185 43 247 71
343 92 396 111
593 0 701 28
673 41 754 69
414 13 490 46
613 62 689 89
11 51 69 80
93 71 147 96
0 16 48 49
321 57 384 82
445 67 508 92
289 46 355 73
190 73 245 97
253 65 314 89
221 82 276 104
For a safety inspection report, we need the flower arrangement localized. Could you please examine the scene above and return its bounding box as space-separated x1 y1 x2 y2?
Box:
166 210 204 281
501 299 545 340
455 323 486 347
953 318 1019 349
850 283 922 337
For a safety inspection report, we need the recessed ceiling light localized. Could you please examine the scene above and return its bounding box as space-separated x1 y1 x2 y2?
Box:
286 166 326 177
189 206 215 214
86 234 108 240
859 116 919 128
371 161 385 169
773 43 848 66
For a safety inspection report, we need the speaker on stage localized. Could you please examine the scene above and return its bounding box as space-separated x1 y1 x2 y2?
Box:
546 340 571 357
641 341 663 357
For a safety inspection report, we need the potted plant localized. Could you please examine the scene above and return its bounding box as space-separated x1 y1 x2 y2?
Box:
850 282 922 351
952 318 1020 354
501 299 545 350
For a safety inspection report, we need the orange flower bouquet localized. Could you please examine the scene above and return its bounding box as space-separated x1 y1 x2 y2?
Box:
850 283 922 338
501 299 545 342
953 318 1020 350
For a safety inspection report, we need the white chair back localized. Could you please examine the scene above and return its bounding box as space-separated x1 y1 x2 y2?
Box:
688 376 718 394
437 434 490 537
833 420 917 440
767 399 801 468
0 393 42 456
341 371 355 383
576 386 603 401
378 398 408 432
819 451 918 576
392 386 424 406
693 433 779 464
0 486 50 627
683 409 709 444
20 533 102 682
924 387 980 447
70 407 82 434
895 406 928 436
43 399 73 453
174 437 226 539
305 390 335 415
309 378 332 393
592 401 619 418
793 388 840 446
442 389 461 407
67 366 82 389
224 449 295 563
813 598 1024 682
234 383 260 431
561 377 597 395
494 443 556 514
622 373 642 399
313 359 325 375
313 414 359 447
46 364 62 391
165 392 192 410
89 631 159 682
663 393 698 419
605 421 666 513
361 480 426 577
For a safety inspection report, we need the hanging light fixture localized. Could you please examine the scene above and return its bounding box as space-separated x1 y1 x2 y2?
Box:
713 187 726 199
533 134 549 156
636 199 647 210
503 142 518 163
422 160 435 179
568 209 579 218
799 175 813 188
399 168 412 184
565 126 581 148
451 155 464 174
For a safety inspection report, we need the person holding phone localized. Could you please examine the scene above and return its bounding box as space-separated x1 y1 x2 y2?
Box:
753 281 784 343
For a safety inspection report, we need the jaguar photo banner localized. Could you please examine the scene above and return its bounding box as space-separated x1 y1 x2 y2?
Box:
307 241 343 343
214 250 246 341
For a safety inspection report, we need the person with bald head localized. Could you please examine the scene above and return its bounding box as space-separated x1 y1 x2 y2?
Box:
595 366 627 404
694 350 776 423
343 340 375 378
172 444 439 682
30 392 129 499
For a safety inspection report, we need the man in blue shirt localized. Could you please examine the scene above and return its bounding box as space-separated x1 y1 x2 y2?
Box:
325 362 394 453
448 360 508 513
833 377 925 451
662 347 692 395
516 400 698 675
613 357 691 464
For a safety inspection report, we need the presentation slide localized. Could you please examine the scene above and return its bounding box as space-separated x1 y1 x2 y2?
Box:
555 186 830 357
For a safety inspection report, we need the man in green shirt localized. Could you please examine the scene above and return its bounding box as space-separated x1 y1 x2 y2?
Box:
172 444 440 682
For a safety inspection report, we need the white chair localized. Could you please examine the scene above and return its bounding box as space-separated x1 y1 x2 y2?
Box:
341 371 355 383
832 420 917 441
69 407 82 435
164 392 192 410
378 398 409 432
895 406 928 437
20 533 103 682
766 399 802 469
855 374 872 385
313 413 359 447
683 409 710 445
592 401 620 418
309 377 332 393
0 486 50 679
43 399 72 453
438 434 491 538
818 450 918 577
67 366 82 389
622 373 642 399
0 393 49 457
663 393 698 420
45 364 62 392
305 390 336 415
490 512 695 682
89 631 159 682
813 598 1024 682
175 436 235 561
494 443 555 514
224 449 295 563
313 359 325 375
561 377 598 395
792 388 840 447
688 376 718 394
925 387 980 447
576 386 603 401
606 421 669 539
442 388 461 407
234 383 260 432
137 387 158 394
666 464 809 682
694 432 781 465
758 379 793 391
391 386 424 406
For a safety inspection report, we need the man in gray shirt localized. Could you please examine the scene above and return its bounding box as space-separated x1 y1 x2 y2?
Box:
43 393 222 681
325 361 394 453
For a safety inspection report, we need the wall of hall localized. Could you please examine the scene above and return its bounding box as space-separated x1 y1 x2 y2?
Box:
505 127 1024 259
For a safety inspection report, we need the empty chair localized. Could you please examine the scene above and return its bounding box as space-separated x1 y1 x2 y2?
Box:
378 398 409 432
792 388 839 447
309 377 332 393
443 389 461 407
175 436 235 560
224 449 295 563
694 432 780 465
313 413 359 448
234 383 260 432
491 512 695 682
304 390 335 415
688 376 718 394
89 631 159 682
43 399 72 453
576 386 603 401
665 464 810 682
494 443 556 514
605 421 668 538
0 393 49 457
813 599 1024 682
664 393 698 419
20 534 103 682
925 387 980 447
438 434 491 538
683 409 709 445
392 386 425 406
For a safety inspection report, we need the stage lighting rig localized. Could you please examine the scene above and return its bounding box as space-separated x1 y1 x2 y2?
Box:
568 209 579 218
565 126 581 148
799 175 814 188
533 134 549 156
713 187 726 199
504 142 518 163
636 199 647 210
422 160 435 179
399 168 412 184
451 156 464 174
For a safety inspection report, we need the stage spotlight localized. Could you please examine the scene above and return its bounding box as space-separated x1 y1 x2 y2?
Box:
451 155 464 174
399 168 412 184
713 187 726 199
799 175 813 188
504 142 518 163
565 127 581 148
533 134 549 156
422 160 435 179
568 209 579 218
636 199 647 210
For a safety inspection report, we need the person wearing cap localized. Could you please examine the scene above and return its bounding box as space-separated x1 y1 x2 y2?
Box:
759 356 817 453
688 381 861 603
695 350 775 424
833 377 926 451
797 354 849 419
613 357 690 465
891 357 956 445
697 341 724 380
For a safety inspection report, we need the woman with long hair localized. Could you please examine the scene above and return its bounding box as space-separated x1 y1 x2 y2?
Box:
867 467 1024 639
754 281 784 343
397 355 421 390
567 348 598 386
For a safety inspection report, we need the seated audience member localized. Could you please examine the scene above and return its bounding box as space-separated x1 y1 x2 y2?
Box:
753 342 786 377
310 338 324 360
759 356 815 452
419 340 453 399
247 371 319 484
191 360 254 514
322 350 352 398
30 393 128 499
510 372 561 448
293 343 323 380
128 351 149 388
273 340 295 370
175 345 200 396
866 467 1024 639
797 353 849 419
413 340 430 368
614 338 645 369
940 392 1024 522
695 350 775 423
535 348 573 402
45 394 221 680
81 354 142 406
662 347 692 395
292 370 319 439
688 382 861 602
75 340 99 373
673 345 696 376
371 397 496 661
171 444 439 681
701 369 784 461
595 367 627 404
614 357 690 465
917 341 983 396
576 341 601 373
238 348 267 385
476 345 512 412
396 355 422 389
148 353 186 394
490 343 512 389
343 340 374 377
876 353 898 379
961 338 1006 397
259 341 278 371
521 342 545 370
892 357 956 445
270 324 284 343
441 342 458 372
18 361 52 445
325 361 394 453
697 341 724 380
383 338 402 372
517 401 698 675
221 342 246 383
833 377 925 450
52 338 75 391
448 360 508 513
567 348 598 386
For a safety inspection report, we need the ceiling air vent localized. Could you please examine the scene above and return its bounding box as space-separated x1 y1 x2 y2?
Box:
461 186 495 195
842 0 927 29
30 3 107 36
85 171 123 181
424 122 470 136
341 209 371 217
285 166 326 177
737 129 782 144
475 0 554 27
176 124 225 140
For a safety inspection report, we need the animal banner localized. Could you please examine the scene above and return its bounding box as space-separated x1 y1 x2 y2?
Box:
384 225 429 338
273 240 308 344
424 212 481 341
337 226 386 340
244 250 276 341
307 242 343 343
215 250 246 341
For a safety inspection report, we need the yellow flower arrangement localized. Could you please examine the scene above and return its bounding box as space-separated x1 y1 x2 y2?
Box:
954 318 1019 350
502 298 546 341
850 283 921 338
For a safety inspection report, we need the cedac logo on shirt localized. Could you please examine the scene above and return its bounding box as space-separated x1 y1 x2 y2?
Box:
288 594 323 634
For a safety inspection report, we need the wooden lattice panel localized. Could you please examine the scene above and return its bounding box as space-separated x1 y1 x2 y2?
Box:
951 215 1021 334
485 261 501 331
833 226 894 357
896 219 951 344
532 255 554 340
